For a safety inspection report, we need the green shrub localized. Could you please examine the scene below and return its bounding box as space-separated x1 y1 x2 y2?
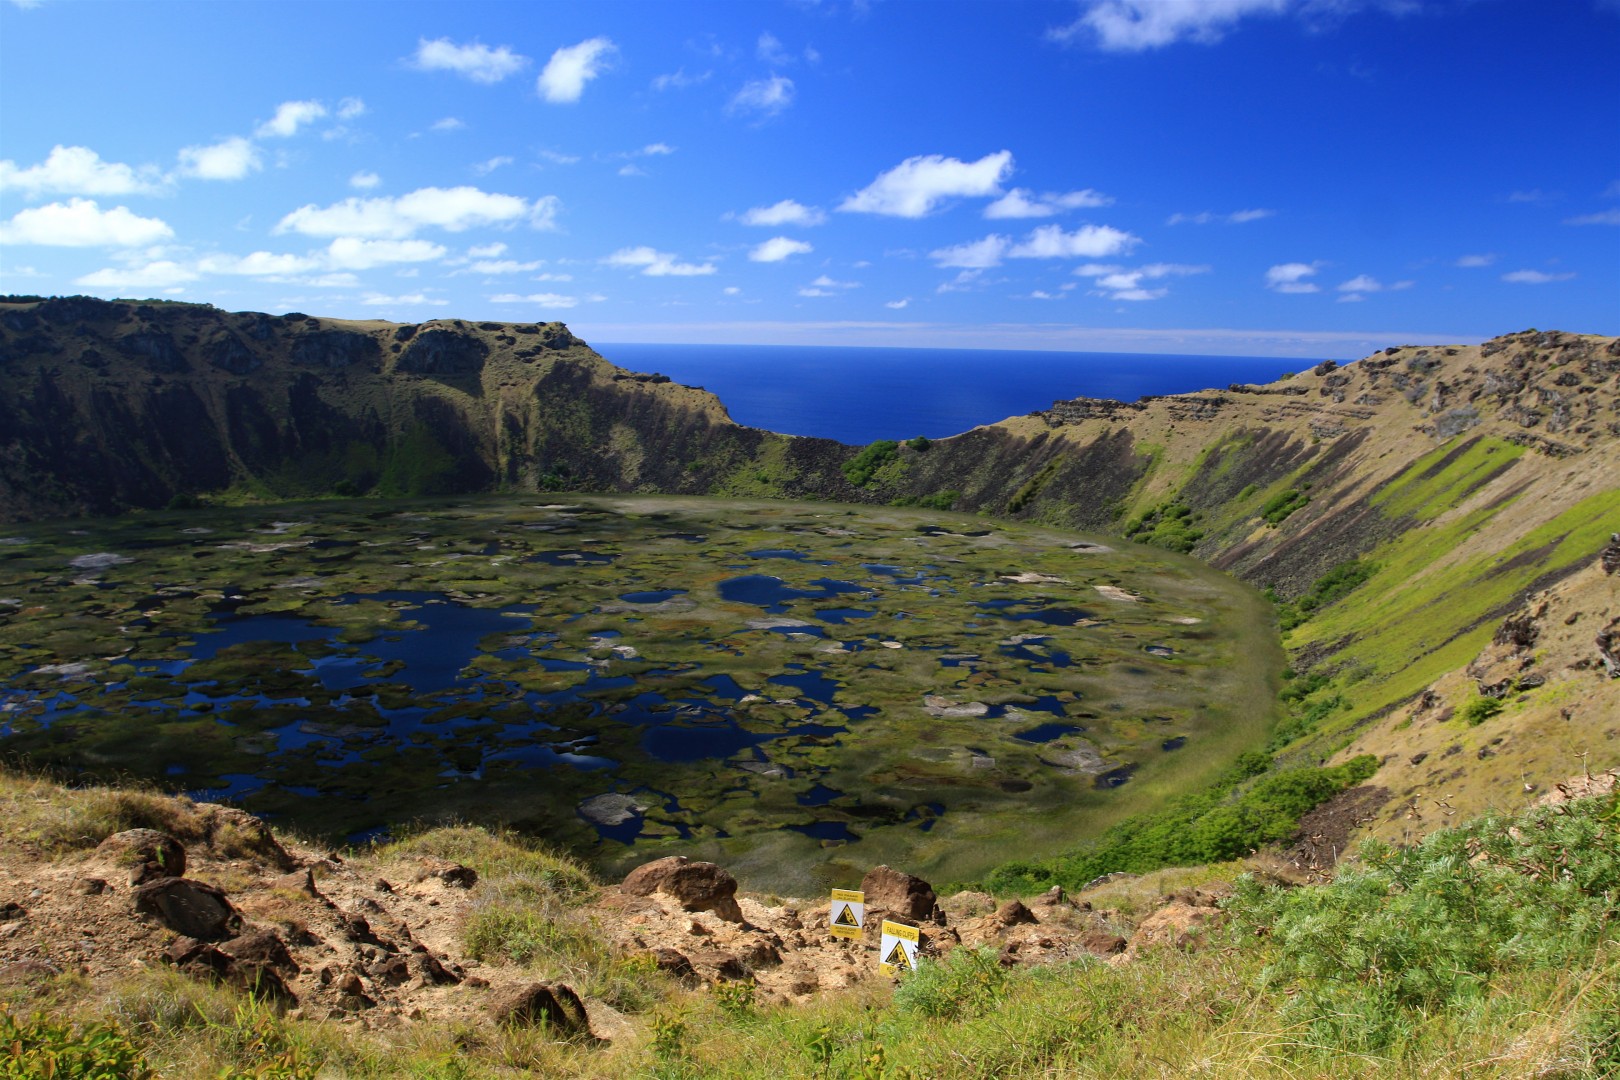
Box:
1260 488 1309 525
1122 501 1203 553
1230 789 1620 1052
843 440 900 487
1461 695 1504 725
892 947 1011 1020
906 436 931 452
1275 558 1380 630
0 1006 153 1079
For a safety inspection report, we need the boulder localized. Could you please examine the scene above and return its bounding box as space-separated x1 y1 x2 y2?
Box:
197 804 296 870
860 865 941 924
622 856 744 923
132 877 236 940
490 982 593 1037
221 930 296 975
96 829 186 886
644 947 697 984
995 900 1038 926
415 859 478 888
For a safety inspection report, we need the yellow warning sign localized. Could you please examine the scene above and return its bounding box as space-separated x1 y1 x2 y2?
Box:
879 919 920 975
829 889 865 940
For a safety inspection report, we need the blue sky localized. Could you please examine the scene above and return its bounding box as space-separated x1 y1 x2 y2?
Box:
1 0 1615 358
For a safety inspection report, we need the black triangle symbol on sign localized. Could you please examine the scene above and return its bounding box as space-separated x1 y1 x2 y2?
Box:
882 941 910 968
834 905 859 926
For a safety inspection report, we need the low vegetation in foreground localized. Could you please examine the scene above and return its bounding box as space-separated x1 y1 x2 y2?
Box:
0 764 1614 1079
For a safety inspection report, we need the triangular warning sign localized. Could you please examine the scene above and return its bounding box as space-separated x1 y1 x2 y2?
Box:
882 940 912 969
834 904 859 927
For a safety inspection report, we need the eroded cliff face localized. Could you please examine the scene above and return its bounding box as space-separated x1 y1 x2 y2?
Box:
0 297 853 520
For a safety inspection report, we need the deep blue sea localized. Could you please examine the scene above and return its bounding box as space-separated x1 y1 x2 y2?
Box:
593 343 1323 446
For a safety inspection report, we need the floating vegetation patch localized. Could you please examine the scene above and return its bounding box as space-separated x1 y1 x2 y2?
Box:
0 494 1277 891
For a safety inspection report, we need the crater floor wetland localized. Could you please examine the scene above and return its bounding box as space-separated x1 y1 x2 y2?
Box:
0 495 1280 892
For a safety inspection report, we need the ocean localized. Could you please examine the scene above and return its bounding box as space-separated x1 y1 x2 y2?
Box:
592 343 1323 446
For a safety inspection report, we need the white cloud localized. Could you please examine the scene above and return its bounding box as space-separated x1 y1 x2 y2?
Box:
739 199 826 227
74 259 198 289
409 38 529 84
1565 209 1620 225
324 237 448 270
538 149 581 166
0 145 165 197
758 31 788 64
468 259 542 274
196 251 323 276
1501 269 1576 284
931 235 1009 269
984 187 1112 219
491 292 578 308
841 151 1013 218
618 164 646 177
336 97 366 120
643 143 676 156
539 37 617 103
176 136 262 181
468 242 506 258
256 100 327 138
1077 261 1208 301
1334 275 1414 294
276 186 555 239
1454 253 1496 268
749 236 813 262
1167 208 1274 225
728 75 795 118
1007 223 1138 259
1053 0 1291 52
473 155 514 176
723 286 742 296
885 298 911 309
1265 261 1321 293
603 246 717 276
1337 293 1365 303
349 170 381 190
1507 189 1555 204
651 68 711 92
0 198 173 246
430 117 466 133
799 274 859 297
361 292 448 306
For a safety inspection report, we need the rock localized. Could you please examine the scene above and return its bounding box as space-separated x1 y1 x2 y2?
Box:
644 947 697 983
222 930 296 974
334 972 365 997
75 877 108 895
367 954 412 986
411 952 461 986
622 856 745 923
995 900 1038 926
397 329 488 375
1124 900 1223 956
0 901 24 922
1079 931 1128 955
490 982 594 1038
689 949 751 982
414 859 478 888
1034 885 1068 908
1602 534 1620 576
96 829 186 886
270 869 320 898
860 865 942 924
132 877 236 940
196 804 295 870
578 792 645 826
167 934 296 1004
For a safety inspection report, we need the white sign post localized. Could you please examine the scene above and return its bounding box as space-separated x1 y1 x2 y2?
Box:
829 888 865 939
878 919 919 976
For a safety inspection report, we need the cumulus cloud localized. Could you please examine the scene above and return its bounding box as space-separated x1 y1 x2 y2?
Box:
324 237 447 270
468 242 507 258
651 68 711 92
1335 275 1412 295
349 171 381 190
0 198 173 246
176 136 262 181
490 292 578 308
467 259 543 274
409 37 529 83
603 246 716 276
739 199 826 227
1265 261 1321 293
749 236 813 262
798 274 859 298
196 251 323 276
275 187 557 239
1075 261 1208 300
74 260 198 289
429 117 466 133
841 151 1013 218
930 235 1010 269
728 75 795 118
1007 223 1138 259
256 100 327 138
0 145 165 197
336 97 366 120
473 155 514 176
1565 209 1620 225
1167 208 1274 225
886 298 911 309
361 292 448 306
1502 269 1576 284
1454 253 1496 268
1052 0 1291 51
539 37 617 103
984 187 1111 219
